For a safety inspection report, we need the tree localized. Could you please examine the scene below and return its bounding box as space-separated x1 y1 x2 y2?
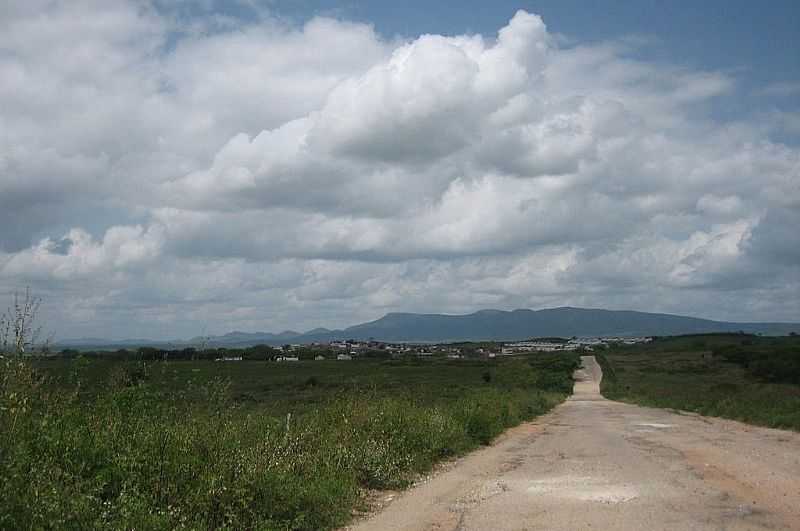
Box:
0 287 44 357
244 344 277 361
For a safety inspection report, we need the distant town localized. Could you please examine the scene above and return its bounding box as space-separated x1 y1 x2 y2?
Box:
267 336 654 362
48 335 656 362
51 336 652 363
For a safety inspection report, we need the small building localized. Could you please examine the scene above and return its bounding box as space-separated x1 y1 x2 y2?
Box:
337 353 352 361
314 355 326 361
276 356 299 362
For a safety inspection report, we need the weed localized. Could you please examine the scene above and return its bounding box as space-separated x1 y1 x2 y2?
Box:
0 353 577 529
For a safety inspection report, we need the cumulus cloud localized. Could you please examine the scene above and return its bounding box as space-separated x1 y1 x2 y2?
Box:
0 4 798 338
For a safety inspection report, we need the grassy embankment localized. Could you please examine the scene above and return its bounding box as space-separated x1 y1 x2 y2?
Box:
1 353 578 530
596 334 800 430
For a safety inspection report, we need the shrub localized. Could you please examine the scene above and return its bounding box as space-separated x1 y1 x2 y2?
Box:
0 355 574 530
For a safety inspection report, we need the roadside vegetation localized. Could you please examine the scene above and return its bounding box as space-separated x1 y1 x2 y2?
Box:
1 349 577 530
597 334 800 430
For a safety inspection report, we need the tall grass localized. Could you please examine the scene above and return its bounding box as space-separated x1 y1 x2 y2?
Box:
0 356 576 530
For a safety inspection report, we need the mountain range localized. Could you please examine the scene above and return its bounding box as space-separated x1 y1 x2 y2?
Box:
56 307 799 349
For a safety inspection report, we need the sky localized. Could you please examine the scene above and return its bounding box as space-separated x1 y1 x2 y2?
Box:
1 1 798 340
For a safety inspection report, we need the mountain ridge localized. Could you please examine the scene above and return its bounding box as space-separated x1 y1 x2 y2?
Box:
56 307 799 348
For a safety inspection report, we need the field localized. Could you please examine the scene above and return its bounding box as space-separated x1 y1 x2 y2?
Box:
597 334 800 430
29 356 561 415
1 353 578 530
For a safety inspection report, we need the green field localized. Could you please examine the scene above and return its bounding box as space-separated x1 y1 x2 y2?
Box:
597 334 800 430
1 353 578 530
30 356 564 415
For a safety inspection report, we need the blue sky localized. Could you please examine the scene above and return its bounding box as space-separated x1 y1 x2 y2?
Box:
1 1 799 338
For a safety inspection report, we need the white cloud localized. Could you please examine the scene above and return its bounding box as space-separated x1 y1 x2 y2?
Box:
0 4 798 338
3 225 164 280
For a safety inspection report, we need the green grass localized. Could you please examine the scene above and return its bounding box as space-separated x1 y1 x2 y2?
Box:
31 357 567 414
597 334 800 430
1 353 578 530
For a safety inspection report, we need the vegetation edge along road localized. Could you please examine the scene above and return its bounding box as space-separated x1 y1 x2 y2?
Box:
1 353 579 530
595 333 800 431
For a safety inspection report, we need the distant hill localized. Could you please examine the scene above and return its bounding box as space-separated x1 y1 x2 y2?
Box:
186 330 302 347
302 307 799 343
55 307 799 349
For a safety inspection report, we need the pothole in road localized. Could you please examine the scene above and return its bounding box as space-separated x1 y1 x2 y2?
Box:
573 487 639 504
525 475 640 504
451 480 510 511
635 423 674 429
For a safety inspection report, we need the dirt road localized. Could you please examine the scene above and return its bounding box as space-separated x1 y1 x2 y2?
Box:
349 356 800 530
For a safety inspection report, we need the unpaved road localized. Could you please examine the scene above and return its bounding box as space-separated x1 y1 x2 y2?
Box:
349 356 800 530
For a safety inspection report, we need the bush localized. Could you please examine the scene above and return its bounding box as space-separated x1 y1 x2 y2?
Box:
0 355 575 530
715 345 800 384
749 353 800 385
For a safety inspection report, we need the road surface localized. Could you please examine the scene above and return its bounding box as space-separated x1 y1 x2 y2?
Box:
349 356 800 530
